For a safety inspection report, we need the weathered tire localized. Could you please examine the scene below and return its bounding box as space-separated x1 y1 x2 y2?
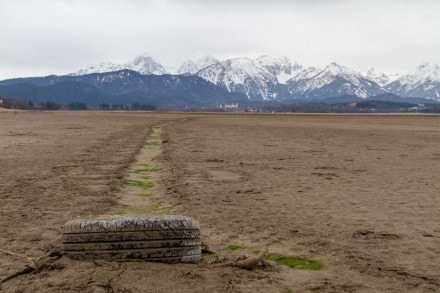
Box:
64 239 201 251
63 230 200 243
62 216 199 233
62 216 201 263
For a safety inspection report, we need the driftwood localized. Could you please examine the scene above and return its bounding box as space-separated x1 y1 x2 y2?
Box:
0 249 64 287
234 249 268 270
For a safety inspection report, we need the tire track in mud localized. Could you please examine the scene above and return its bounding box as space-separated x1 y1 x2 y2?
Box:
114 124 175 216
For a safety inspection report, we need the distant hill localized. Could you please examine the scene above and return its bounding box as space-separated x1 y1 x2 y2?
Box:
356 100 417 110
321 95 363 104
0 70 247 109
365 93 439 104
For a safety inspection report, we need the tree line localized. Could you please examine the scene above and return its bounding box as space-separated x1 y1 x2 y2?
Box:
0 97 156 111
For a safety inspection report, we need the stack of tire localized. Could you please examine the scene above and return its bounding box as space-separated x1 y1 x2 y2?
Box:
62 216 201 263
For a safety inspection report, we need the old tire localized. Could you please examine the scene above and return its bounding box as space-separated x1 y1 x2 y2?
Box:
62 216 201 263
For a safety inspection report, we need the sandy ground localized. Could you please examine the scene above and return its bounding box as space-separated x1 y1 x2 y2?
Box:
0 111 439 292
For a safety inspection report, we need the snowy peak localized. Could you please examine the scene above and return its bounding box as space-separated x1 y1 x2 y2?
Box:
129 54 167 75
197 56 302 100
254 55 303 84
290 62 385 99
322 62 361 78
300 62 365 90
177 56 219 74
386 62 440 99
392 62 440 88
72 54 167 76
73 61 122 76
408 62 440 83
199 57 277 85
364 68 400 87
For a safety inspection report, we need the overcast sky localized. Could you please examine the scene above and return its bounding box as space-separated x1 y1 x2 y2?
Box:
1 0 439 79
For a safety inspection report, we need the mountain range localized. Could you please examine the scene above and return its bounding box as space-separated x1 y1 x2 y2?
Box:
1 54 439 108
69 54 440 101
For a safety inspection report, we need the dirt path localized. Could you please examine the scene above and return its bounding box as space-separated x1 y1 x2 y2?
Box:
1 112 439 292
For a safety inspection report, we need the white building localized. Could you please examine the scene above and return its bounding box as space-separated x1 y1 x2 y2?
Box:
224 103 239 110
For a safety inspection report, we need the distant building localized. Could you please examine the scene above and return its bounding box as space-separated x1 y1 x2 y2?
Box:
217 102 240 111
408 103 426 112
224 103 239 110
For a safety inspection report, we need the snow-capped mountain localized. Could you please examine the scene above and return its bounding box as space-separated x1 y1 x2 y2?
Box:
72 54 167 76
286 66 322 83
68 53 440 101
289 63 385 99
177 56 219 75
196 56 316 100
253 55 304 84
386 63 440 99
197 57 279 100
364 68 400 87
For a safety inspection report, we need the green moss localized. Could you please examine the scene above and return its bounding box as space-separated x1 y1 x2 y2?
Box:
123 180 156 189
252 249 261 255
227 244 247 251
149 133 162 139
134 163 162 173
265 254 324 270
145 141 161 148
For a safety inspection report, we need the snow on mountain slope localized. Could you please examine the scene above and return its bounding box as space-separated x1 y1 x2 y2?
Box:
197 57 281 100
289 63 385 99
68 53 440 101
177 56 219 74
286 66 322 83
253 55 304 84
386 63 440 100
365 68 400 87
72 54 167 76
196 55 314 100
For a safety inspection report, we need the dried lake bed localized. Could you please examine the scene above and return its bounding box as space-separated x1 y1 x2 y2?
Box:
1 111 439 292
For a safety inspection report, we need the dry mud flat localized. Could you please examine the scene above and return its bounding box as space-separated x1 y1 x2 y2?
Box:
1 112 440 292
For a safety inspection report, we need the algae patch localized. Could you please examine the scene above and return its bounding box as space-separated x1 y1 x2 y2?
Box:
145 141 161 148
227 244 247 251
123 180 156 189
132 163 161 174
